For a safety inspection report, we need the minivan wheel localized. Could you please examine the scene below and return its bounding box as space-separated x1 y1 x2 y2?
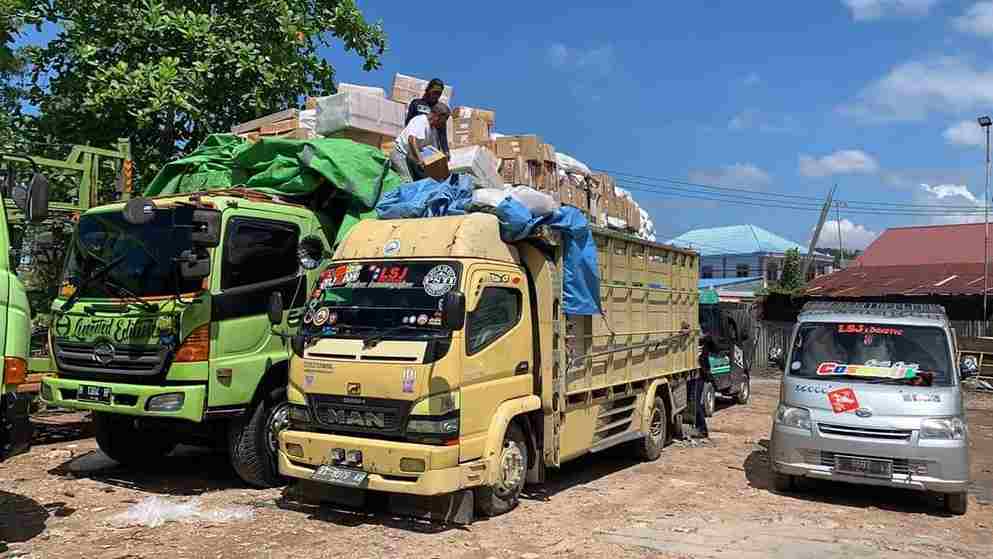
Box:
944 492 968 515
771 470 795 493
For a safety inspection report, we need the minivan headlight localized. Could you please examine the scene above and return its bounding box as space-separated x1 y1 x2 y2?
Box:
775 404 811 432
920 417 966 440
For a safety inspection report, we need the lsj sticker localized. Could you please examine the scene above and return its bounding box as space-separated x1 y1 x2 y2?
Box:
401 367 416 393
828 387 860 414
423 265 457 297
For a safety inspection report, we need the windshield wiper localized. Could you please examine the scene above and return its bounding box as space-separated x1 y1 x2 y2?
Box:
101 278 159 313
61 254 128 312
361 325 447 349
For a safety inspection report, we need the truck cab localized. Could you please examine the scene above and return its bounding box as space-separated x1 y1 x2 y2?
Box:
40 190 331 485
770 301 972 515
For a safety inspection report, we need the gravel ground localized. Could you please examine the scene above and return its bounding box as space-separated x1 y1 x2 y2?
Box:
2 379 991 559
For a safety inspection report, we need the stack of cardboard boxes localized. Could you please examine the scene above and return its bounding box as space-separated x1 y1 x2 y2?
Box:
231 109 317 142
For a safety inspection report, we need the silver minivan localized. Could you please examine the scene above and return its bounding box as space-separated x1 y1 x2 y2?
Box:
770 302 973 515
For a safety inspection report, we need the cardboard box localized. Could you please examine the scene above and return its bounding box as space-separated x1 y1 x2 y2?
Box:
420 146 450 182
495 135 543 161
391 73 454 106
314 92 405 138
608 195 626 219
260 118 301 135
338 83 386 98
628 200 642 230
450 115 492 149
453 106 495 125
449 145 501 190
329 128 385 148
232 109 300 134
500 157 541 187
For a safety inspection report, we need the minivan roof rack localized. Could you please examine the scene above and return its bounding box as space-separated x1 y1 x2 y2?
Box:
800 301 947 321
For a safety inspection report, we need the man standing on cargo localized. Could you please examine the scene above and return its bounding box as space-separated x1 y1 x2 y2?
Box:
390 102 451 183
405 78 449 154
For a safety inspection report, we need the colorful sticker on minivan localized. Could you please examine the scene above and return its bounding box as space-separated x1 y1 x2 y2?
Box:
816 362 919 379
828 387 859 414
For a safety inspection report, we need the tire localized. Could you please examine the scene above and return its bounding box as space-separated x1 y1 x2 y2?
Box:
637 397 667 460
735 375 751 405
703 382 716 418
228 387 289 488
944 492 968 515
475 422 528 517
772 470 795 493
94 412 178 467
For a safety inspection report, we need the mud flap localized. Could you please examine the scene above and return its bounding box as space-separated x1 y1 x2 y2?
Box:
389 489 474 526
0 392 32 461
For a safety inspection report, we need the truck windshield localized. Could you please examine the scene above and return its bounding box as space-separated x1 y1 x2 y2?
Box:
303 261 461 338
789 322 953 386
63 208 203 298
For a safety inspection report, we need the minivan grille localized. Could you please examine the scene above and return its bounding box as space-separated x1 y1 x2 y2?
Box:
820 451 910 476
818 422 912 441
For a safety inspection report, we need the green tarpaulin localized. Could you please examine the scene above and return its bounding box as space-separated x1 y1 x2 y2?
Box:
143 134 403 245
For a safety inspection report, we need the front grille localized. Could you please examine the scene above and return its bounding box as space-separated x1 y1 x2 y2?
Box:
818 422 912 441
820 451 910 475
308 394 411 438
53 340 169 383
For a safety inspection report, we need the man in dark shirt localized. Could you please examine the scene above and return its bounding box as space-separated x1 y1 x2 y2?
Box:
405 78 449 154
692 330 719 439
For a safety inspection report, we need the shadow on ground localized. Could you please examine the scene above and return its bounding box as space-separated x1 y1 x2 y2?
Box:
0 491 48 543
743 439 957 517
48 445 244 496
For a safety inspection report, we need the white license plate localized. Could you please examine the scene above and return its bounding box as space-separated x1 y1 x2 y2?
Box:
835 456 892 478
312 465 368 487
78 385 112 404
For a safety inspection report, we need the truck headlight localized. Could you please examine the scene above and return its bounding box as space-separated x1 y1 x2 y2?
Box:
920 417 967 440
287 404 311 425
146 393 185 412
775 404 811 432
406 414 460 436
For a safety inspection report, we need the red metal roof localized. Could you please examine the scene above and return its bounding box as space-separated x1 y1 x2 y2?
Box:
802 263 989 297
859 223 988 266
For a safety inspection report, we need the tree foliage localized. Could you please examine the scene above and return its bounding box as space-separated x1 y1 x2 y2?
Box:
23 0 387 181
775 248 804 293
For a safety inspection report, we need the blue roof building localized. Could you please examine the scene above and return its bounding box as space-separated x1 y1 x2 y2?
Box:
668 224 833 281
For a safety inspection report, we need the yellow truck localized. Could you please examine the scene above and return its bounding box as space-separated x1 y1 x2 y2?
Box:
269 213 701 522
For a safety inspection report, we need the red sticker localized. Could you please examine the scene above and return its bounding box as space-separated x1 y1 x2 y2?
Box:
828 388 859 414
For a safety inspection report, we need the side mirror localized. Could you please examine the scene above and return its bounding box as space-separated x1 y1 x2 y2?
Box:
441 291 466 331
26 172 49 223
960 354 979 379
268 291 284 326
177 249 211 281
297 236 326 270
191 208 222 248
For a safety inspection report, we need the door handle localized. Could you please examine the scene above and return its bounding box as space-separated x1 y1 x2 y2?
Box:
515 361 529 374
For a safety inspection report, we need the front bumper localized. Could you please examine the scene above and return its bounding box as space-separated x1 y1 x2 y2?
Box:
771 424 970 494
0 391 32 461
41 377 206 423
279 429 487 496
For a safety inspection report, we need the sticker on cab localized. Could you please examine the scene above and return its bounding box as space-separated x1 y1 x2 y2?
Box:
313 307 330 326
423 265 457 297
401 367 416 393
384 239 401 257
828 387 860 414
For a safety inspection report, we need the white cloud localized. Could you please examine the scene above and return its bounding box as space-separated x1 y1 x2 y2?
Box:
953 2 993 37
728 108 798 133
798 150 880 177
545 43 614 77
689 163 771 189
916 183 986 224
845 56 993 121
944 120 986 147
814 219 880 250
842 0 939 21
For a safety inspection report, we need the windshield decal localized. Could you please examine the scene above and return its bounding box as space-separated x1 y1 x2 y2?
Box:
816 362 919 379
837 324 904 336
828 387 860 414
423 265 457 297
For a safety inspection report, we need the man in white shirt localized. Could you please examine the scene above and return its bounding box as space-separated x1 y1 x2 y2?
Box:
390 102 450 182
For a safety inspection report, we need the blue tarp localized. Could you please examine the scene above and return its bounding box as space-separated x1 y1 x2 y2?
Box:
375 179 602 315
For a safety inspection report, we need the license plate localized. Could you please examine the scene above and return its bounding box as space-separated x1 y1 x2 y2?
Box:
78 385 112 404
312 465 368 487
835 455 892 478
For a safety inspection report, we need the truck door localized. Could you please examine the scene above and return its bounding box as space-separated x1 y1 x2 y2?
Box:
208 212 308 408
459 267 533 463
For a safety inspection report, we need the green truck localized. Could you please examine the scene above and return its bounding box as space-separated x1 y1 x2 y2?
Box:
698 288 751 417
0 154 50 461
39 136 396 486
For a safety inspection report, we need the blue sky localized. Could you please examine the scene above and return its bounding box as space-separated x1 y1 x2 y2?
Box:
18 1 993 252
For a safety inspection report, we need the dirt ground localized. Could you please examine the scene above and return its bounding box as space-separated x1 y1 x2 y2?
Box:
2 378 992 559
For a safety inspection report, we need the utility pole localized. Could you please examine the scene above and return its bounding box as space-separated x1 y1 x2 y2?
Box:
835 200 848 269
980 116 992 323
802 185 836 280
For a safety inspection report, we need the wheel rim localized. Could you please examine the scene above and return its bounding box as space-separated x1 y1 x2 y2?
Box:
706 386 715 415
649 407 664 445
741 379 750 400
266 402 291 455
494 440 525 497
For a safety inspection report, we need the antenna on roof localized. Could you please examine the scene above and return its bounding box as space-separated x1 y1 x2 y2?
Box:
802 185 836 280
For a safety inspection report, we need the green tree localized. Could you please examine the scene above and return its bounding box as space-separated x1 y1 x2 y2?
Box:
0 0 41 152
777 248 804 292
24 0 387 182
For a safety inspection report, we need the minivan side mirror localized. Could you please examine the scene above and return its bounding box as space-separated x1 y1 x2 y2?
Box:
441 291 466 331
268 291 284 326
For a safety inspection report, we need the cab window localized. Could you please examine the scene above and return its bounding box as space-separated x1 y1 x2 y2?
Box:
466 287 522 355
222 218 299 289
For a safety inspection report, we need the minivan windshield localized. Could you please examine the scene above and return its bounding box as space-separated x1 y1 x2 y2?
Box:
789 322 953 386
302 260 460 339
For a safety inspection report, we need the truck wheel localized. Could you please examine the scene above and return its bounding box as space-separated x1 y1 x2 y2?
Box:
771 470 795 493
944 492 968 515
736 375 751 405
94 413 177 467
475 422 528 517
228 387 289 488
703 382 716 418
637 397 667 460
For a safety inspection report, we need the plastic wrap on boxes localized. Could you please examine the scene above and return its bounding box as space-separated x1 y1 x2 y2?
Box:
449 146 502 190
471 188 509 210
338 83 386 98
299 109 317 132
510 186 560 216
556 152 592 176
315 92 405 138
391 73 453 106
